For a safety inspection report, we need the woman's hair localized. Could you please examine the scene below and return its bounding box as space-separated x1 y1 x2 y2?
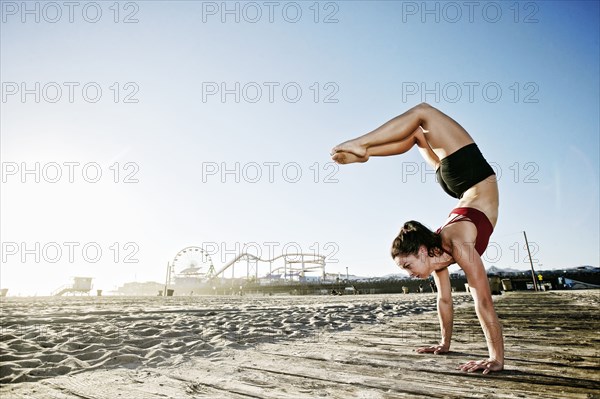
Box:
390 220 443 259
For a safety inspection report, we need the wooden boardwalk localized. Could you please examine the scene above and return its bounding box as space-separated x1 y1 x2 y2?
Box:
3 291 599 398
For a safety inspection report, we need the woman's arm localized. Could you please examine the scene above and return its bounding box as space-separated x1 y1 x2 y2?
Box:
416 267 453 354
435 267 454 350
450 237 504 374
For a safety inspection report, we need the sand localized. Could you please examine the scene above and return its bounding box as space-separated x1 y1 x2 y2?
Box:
1 290 598 398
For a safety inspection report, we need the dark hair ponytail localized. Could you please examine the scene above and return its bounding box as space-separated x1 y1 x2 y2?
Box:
390 220 443 259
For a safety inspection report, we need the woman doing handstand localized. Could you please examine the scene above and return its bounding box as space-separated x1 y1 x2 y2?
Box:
331 103 503 374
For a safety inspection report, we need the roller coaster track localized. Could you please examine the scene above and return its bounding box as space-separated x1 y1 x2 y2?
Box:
208 252 325 279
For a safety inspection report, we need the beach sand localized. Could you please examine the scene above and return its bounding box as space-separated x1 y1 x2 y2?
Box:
1 290 598 398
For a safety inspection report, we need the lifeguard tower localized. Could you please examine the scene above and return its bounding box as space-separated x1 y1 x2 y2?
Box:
52 277 93 296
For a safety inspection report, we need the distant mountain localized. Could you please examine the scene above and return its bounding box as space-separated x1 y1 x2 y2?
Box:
380 273 417 280
566 265 599 272
381 265 599 279
486 266 524 275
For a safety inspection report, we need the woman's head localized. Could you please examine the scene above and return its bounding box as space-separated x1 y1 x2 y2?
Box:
391 220 443 278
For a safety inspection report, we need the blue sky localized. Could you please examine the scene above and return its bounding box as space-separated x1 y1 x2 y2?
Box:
1 1 599 295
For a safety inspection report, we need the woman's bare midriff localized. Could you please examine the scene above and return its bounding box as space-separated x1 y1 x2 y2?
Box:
455 176 499 228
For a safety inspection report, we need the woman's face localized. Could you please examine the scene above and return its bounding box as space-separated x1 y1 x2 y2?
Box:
394 246 431 279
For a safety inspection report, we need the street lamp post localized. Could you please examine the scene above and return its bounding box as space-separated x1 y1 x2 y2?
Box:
523 231 539 292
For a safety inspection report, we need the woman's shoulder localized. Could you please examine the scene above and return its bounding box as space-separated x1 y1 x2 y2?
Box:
439 220 478 247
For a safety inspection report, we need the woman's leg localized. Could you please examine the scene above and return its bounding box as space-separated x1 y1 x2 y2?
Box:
331 103 431 157
332 136 416 164
332 124 441 169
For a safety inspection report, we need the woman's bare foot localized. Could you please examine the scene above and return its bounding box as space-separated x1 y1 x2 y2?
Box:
331 151 369 165
331 139 367 158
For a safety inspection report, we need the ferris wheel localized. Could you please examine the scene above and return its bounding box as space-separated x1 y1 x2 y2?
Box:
172 246 215 277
